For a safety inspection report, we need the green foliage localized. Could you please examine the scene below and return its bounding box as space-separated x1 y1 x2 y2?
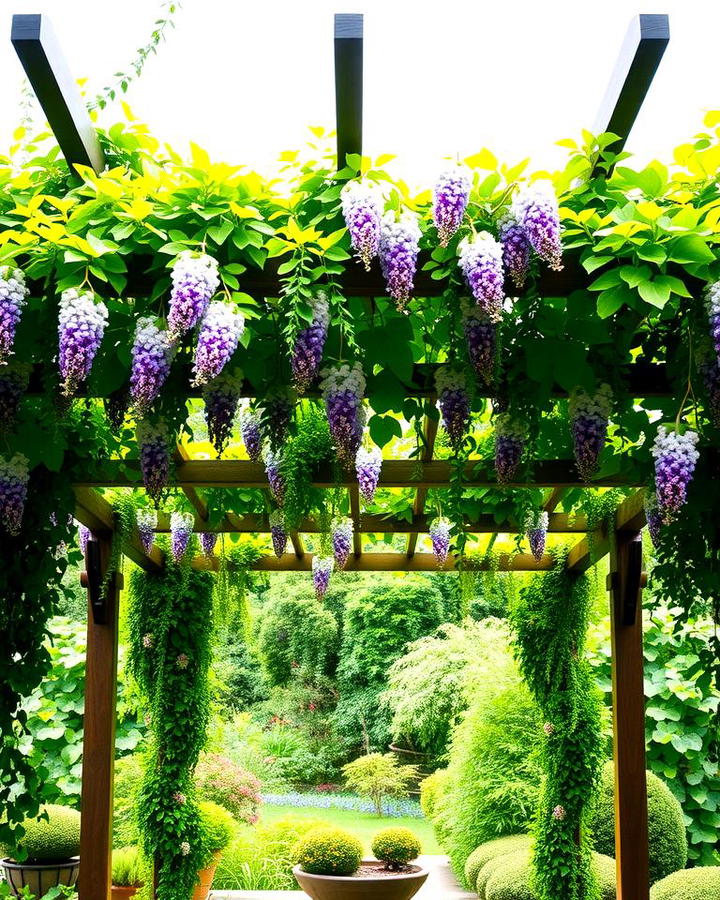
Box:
280 406 333 532
510 565 605 900
113 754 144 847
111 846 144 888
590 761 687 884
9 805 81 862
213 632 269 710
480 850 616 900
195 755 261 824
465 836 532 890
650 867 720 900
419 770 449 824
197 800 237 867
295 826 363 876
342 754 419 818
370 827 421 868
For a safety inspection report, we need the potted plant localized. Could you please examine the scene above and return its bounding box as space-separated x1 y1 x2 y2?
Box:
193 800 237 900
1 804 81 897
111 845 144 898
293 825 428 900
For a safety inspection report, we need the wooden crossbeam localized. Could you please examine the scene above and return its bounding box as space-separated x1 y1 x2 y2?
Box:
334 13 363 168
11 14 105 173
407 412 438 557
349 484 363 557
175 444 209 519
543 487 567 513
566 489 647 572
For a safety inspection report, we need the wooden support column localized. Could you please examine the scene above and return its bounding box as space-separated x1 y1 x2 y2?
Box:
607 529 649 900
79 534 121 900
334 13 363 168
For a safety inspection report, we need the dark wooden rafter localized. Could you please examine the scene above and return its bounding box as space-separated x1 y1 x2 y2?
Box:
407 411 438 557
543 486 567 513
349 484 362 557
174 444 209 520
334 13 363 168
11 14 105 173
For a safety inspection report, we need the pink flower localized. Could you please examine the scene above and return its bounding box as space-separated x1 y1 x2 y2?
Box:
176 653 190 669
142 633 154 650
552 805 566 821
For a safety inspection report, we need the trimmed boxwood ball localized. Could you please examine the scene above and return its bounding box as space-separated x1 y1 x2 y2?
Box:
479 849 616 900
465 835 531 889
650 867 720 899
13 805 81 862
371 827 421 869
591 761 687 884
296 826 363 876
198 800 237 868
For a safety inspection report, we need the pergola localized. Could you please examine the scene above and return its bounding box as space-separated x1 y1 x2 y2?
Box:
8 10 674 900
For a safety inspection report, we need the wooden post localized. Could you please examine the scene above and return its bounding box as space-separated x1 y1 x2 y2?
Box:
607 530 649 900
79 534 121 900
334 13 363 168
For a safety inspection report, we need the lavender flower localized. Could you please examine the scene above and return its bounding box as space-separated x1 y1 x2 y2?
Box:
78 524 91 556
458 232 505 322
130 317 175 415
259 389 295 453
645 493 662 549
0 364 28 433
651 426 700 524
569 384 612 482
0 266 29 365
58 289 109 395
291 292 330 393
200 532 217 556
264 448 285 506
136 508 157 555
379 213 422 310
511 182 563 270
433 167 471 246
270 508 287 558
495 414 526 484
320 362 366 468
332 517 353 570
706 282 720 363
499 213 531 290
241 408 263 462
192 301 244 386
203 369 243 457
136 419 170 505
167 252 219 340
170 511 194 562
341 181 382 271
436 365 472 452
356 445 382 503
429 516 451 566
0 453 29 535
462 298 497 387
525 510 548 561
312 556 334 599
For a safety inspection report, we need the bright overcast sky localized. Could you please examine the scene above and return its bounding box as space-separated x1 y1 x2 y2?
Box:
1 0 720 185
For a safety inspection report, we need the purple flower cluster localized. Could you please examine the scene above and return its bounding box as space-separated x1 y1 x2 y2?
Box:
645 493 662 548
312 556 334 599
105 387 129 433
651 426 700 524
0 453 29 535
499 214 531 290
429 516 451 566
699 358 720 427
705 281 720 363
78 524 91 556
168 252 219 340
136 508 157 555
203 369 243 457
511 182 563 271
495 413 526 484
170 511 194 562
356 445 382 503
291 293 330 394
320 363 366 468
130 317 175 416
332 517 353 570
0 266 29 365
192 301 245 386
458 232 505 322
433 167 471 246
259 389 295 453
379 213 422 310
270 508 287 558
435 366 472 451
341 181 382 271
264 448 286 506
525 510 548 561
568 384 612 482
0 365 28 433
58 289 109 395
461 298 496 387
200 531 217 556
241 408 263 462
136 419 170 506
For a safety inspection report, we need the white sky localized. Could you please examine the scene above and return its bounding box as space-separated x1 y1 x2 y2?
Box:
1 0 720 184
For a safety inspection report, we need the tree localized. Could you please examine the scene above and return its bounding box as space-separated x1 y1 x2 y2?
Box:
342 753 419 817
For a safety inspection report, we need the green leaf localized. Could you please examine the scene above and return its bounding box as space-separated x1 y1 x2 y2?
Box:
588 269 622 291
368 414 402 448
668 235 715 264
597 284 633 318
638 278 672 308
206 219 233 246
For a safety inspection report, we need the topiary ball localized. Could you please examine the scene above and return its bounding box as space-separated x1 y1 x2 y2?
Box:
591 761 688 884
371 827 421 869
650 866 720 899
296 826 363 876
14 805 81 862
479 849 616 900
465 835 531 889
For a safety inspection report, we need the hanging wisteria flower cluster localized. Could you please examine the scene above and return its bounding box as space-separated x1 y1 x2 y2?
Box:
130 317 175 416
136 508 157 555
312 556 334 599
320 362 366 468
499 213 531 290
170 511 194 562
291 292 330 394
57 289 109 395
341 181 382 271
137 419 170 505
705 280 720 363
435 366 472 451
167 252 220 340
241 408 263 462
200 532 217 557
462 298 497 387
379 213 422 310
0 452 29 535
0 365 28 433
77 524 91 556
264 448 285 506
510 182 563 271
203 369 243 457
458 232 505 322
495 413 527 484
0 266 29 365
192 301 245 386
568 384 613 482
332 517 353 570
432 166 471 247
260 389 295 453
651 425 700 524
270 508 287 558
429 516 451 565
644 493 662 548
356 445 382 503
699 355 720 427
525 510 548 561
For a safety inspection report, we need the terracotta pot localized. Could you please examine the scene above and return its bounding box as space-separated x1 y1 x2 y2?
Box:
111 886 140 899
191 851 222 900
293 860 429 900
1 856 80 897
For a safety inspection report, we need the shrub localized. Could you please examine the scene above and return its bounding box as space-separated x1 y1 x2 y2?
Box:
195 754 261 824
12 805 81 862
111 846 144 887
198 801 237 867
113 753 144 847
650 867 720 899
480 849 615 900
591 761 688 883
465 835 531 890
371 827 421 869
296 826 363 876
342 753 419 817
419 770 449 822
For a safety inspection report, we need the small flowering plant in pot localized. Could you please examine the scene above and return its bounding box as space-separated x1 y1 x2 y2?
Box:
293 825 428 900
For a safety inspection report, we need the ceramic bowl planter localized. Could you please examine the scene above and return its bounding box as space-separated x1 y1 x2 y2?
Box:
293 860 429 900
1 856 80 897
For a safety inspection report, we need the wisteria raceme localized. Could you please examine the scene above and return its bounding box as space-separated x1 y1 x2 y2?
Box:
270 509 287 558
651 426 700 524
200 531 217 557
433 167 471 247
312 556 334 599
429 517 451 566
192 301 245 386
291 293 330 393
461 298 496 387
458 232 505 322
136 508 157 555
356 445 382 503
435 366 472 451
0 453 29 535
170 511 194 562
494 413 527 484
705 281 720 363
379 213 422 310
77 524 91 557
260 390 295 453
320 363 366 468
332 517 353 570
499 214 531 290
699 357 720 427
511 182 563 270
264 448 286 506
0 266 29 365
525 510 548 561
203 369 243 457
645 494 662 549
167 252 219 340
136 419 170 505
341 181 382 271
241 408 263 462
0 364 28 433
58 289 109 395
568 384 612 482
130 317 175 415
104 387 130 433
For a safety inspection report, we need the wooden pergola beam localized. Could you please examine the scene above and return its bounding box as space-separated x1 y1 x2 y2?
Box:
334 13 363 168
566 490 646 572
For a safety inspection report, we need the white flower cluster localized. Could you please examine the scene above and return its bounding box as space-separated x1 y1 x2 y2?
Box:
319 361 366 399
134 315 175 357
171 251 220 295
312 555 334 576
333 516 353 541
0 266 29 358
525 509 549 531
650 426 700 466
310 291 331 328
379 212 422 251
495 412 527 439
511 180 559 223
59 289 109 344
568 383 613 420
0 266 28 300
341 180 382 213
705 280 720 315
435 365 468 395
137 507 158 532
458 231 503 270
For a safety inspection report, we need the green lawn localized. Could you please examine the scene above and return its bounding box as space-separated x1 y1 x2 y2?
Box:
259 803 442 855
